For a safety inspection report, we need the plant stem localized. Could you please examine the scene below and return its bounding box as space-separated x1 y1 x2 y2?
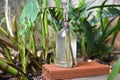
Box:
0 58 27 80
29 25 37 58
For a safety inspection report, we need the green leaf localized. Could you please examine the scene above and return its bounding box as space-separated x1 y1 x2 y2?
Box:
0 18 5 26
54 0 61 7
102 17 120 41
107 57 120 80
99 0 108 32
81 19 96 52
0 43 13 63
102 7 120 18
42 0 47 8
20 0 39 26
77 0 85 8
88 4 120 11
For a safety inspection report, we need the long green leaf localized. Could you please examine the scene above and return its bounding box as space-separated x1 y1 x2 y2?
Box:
54 0 61 7
102 7 120 18
41 0 49 63
0 43 13 63
29 25 37 58
0 18 5 26
102 17 120 41
101 17 116 40
99 0 108 32
43 10 49 62
47 9 59 32
88 5 120 10
0 26 9 36
107 57 120 80
21 46 28 73
20 0 39 26
81 19 96 52
12 16 18 42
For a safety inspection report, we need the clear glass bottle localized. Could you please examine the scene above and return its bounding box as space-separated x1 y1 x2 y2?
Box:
56 21 77 68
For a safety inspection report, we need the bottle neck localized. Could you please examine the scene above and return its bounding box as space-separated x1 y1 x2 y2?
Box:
63 21 69 30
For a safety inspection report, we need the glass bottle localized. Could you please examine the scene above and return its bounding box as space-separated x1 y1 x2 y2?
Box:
56 21 77 68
